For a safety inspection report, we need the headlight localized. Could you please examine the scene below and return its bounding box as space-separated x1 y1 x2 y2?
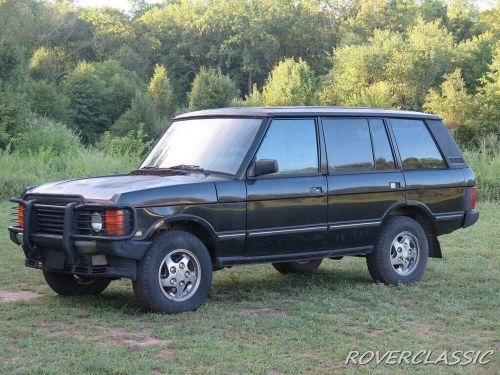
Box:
90 212 103 232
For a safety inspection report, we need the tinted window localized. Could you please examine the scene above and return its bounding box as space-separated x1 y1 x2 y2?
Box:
391 119 446 169
323 118 374 173
255 119 318 176
369 119 395 170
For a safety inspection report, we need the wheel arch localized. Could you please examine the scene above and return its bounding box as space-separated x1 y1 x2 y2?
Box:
145 215 218 263
382 201 442 258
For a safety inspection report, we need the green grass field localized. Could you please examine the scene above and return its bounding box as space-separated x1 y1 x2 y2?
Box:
0 200 498 374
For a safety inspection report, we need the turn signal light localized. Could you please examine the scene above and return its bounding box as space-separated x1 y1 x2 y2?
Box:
18 204 25 229
471 186 477 210
105 209 125 236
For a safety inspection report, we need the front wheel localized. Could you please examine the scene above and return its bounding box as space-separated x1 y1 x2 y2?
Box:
366 216 428 285
133 230 212 314
43 271 111 296
272 259 323 274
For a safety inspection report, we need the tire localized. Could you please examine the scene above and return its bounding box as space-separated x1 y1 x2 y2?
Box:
133 230 212 314
43 271 111 296
272 259 323 274
366 216 428 285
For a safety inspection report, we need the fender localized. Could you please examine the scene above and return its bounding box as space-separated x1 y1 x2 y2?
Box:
381 200 442 258
144 214 217 243
381 200 436 226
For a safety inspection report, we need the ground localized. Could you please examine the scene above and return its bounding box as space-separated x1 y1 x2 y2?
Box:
0 200 498 374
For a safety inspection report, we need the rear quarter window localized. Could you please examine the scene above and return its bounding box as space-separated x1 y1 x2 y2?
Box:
390 119 446 169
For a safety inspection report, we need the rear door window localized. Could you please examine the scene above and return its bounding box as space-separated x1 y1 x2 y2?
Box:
322 118 374 173
369 119 396 171
390 119 446 169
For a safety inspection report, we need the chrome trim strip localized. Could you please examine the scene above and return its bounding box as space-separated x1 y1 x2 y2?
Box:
248 225 327 237
217 232 246 239
329 221 381 230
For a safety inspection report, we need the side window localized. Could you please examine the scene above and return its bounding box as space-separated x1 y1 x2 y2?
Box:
323 118 374 173
391 119 446 169
255 119 319 176
369 119 396 171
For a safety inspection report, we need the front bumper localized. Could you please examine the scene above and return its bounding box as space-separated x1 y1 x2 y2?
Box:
8 197 151 280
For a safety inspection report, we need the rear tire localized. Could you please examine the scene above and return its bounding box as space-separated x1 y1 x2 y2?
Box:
272 259 322 274
133 230 212 314
366 216 428 285
43 271 111 296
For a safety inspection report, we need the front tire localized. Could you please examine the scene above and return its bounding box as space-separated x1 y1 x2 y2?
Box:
366 216 428 285
43 271 111 296
133 230 212 314
272 259 323 274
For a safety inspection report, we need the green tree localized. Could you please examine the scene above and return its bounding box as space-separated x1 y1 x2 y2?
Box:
475 47 500 136
455 32 497 92
446 0 481 41
261 58 316 106
318 30 404 106
424 69 476 131
111 91 156 137
28 80 69 122
148 64 175 121
94 60 143 123
188 67 238 110
388 18 456 109
29 47 57 82
63 62 109 143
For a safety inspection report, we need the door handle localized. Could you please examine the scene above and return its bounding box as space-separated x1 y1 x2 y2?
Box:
389 182 401 189
310 186 323 194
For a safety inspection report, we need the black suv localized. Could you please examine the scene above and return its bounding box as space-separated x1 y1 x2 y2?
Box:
8 107 479 313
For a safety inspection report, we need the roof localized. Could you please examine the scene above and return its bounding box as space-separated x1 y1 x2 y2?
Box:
174 106 441 120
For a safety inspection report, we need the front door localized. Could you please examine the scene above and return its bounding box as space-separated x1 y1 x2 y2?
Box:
245 118 328 257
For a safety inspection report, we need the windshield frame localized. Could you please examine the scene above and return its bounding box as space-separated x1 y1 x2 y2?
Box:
138 116 267 178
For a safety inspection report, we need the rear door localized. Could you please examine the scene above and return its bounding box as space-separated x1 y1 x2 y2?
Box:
245 118 327 257
322 118 405 250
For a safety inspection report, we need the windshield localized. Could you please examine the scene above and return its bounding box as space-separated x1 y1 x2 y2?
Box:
141 117 262 175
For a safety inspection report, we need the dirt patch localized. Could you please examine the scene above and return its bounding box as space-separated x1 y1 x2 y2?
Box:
0 289 42 303
47 323 169 348
238 307 283 317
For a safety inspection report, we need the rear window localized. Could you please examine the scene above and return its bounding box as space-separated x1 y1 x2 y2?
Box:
390 119 446 169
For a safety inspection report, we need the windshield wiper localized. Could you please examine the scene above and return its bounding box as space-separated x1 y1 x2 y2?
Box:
167 164 209 175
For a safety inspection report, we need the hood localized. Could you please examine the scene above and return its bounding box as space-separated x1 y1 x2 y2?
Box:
28 173 227 206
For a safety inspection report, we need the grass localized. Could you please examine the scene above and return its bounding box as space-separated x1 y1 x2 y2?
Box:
0 200 498 374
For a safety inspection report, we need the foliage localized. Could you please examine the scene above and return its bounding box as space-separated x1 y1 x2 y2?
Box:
11 115 81 156
148 64 174 121
111 91 156 137
463 135 500 201
424 69 475 131
188 67 238 110
63 62 109 143
260 58 316 106
28 80 69 122
99 124 152 158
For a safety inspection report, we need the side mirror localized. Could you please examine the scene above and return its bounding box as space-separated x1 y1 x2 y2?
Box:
251 159 278 177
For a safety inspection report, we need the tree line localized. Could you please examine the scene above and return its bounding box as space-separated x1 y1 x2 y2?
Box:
0 0 498 148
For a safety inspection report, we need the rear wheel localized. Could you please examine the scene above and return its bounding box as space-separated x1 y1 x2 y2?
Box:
272 259 322 274
43 271 111 296
133 230 212 314
366 216 428 284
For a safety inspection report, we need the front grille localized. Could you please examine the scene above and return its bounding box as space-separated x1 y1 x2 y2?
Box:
36 205 65 234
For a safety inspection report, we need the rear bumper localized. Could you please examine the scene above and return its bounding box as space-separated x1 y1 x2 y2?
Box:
463 210 479 228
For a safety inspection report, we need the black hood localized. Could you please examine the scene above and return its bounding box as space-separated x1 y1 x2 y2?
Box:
28 173 227 206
